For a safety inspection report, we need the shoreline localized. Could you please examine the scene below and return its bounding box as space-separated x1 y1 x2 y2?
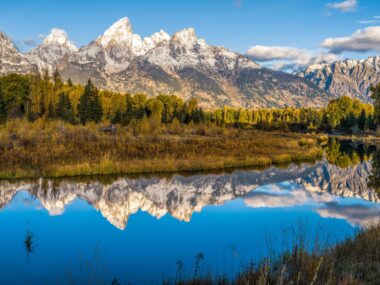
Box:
0 121 325 179
0 150 323 180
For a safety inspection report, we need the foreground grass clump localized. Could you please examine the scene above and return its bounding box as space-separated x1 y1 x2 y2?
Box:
0 119 324 179
169 223 380 285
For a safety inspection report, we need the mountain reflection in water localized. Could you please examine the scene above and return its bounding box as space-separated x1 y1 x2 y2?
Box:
0 141 379 284
0 157 378 230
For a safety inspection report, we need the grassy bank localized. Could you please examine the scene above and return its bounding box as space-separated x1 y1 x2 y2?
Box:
331 132 380 144
0 119 325 179
170 223 380 285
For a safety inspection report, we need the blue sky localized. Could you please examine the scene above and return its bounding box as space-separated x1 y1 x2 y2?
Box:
1 0 379 70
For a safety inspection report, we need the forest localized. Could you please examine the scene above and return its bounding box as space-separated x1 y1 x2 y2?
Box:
0 72 379 133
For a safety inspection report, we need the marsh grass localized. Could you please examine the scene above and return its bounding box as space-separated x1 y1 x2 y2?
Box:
0 120 324 179
169 222 380 285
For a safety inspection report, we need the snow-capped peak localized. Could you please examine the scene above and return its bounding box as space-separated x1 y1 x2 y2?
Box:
142 30 170 50
172 28 198 43
146 30 170 45
43 29 78 52
99 17 133 46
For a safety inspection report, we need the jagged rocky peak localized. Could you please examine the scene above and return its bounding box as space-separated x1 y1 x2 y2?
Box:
98 17 134 47
143 29 170 49
0 31 10 44
42 28 78 51
27 28 78 73
97 17 170 55
300 56 380 102
172 28 197 42
0 31 36 75
0 32 21 54
170 27 208 49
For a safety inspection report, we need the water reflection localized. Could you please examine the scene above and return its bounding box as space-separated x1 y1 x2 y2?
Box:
369 146 380 194
0 142 379 230
244 183 379 227
0 141 379 284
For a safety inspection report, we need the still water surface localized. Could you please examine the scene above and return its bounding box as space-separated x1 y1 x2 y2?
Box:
0 153 379 284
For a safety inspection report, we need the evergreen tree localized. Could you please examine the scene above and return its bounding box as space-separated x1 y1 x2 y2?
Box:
77 79 103 124
48 99 55 118
53 68 63 91
78 81 91 124
67 78 73 87
56 93 73 122
111 110 122 124
90 88 103 123
370 83 380 131
39 92 46 117
358 110 367 131
0 90 7 123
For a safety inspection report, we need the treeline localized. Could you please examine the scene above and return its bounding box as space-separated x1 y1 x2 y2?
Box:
0 72 378 133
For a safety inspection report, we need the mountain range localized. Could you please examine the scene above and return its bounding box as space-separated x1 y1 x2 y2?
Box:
0 17 333 109
299 56 380 103
1 17 378 108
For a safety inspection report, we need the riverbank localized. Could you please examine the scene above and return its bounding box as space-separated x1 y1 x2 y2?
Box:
330 132 380 144
171 222 380 285
0 120 325 179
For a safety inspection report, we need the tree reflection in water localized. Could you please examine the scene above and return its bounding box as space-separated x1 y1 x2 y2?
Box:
369 145 380 197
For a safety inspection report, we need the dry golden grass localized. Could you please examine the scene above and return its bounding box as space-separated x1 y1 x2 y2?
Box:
169 222 380 285
0 119 324 179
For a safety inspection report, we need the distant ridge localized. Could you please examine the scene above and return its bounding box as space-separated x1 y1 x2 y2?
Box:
299 56 380 103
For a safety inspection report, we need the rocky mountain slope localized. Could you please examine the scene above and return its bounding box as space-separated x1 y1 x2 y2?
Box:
0 18 332 109
27 28 78 73
0 160 377 230
0 32 36 75
299 56 380 102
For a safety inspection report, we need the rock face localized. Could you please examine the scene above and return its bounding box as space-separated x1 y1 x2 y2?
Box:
27 29 78 73
299 57 380 102
0 18 331 109
0 160 377 230
0 32 36 75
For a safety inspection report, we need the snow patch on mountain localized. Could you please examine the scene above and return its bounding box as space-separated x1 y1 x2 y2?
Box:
27 28 78 72
300 56 380 102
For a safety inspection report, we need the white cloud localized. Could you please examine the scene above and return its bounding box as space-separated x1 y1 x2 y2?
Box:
246 45 338 71
327 0 357 12
358 15 380 25
322 26 380 53
358 20 380 24
317 202 380 228
244 184 380 228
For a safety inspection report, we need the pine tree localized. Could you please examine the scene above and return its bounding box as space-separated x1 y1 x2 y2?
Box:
111 110 122 124
48 99 55 118
77 79 103 124
67 78 73 87
358 110 367 131
90 89 103 123
53 68 63 91
370 83 380 131
39 92 46 117
77 83 90 124
56 93 73 122
0 91 7 123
